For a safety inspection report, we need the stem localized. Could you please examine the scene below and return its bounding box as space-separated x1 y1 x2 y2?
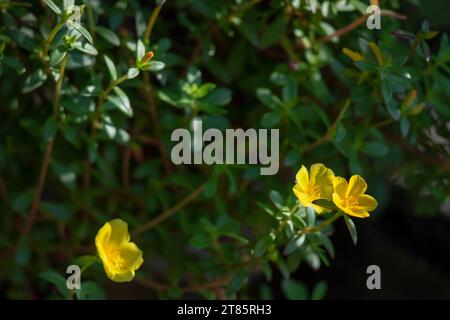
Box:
91 74 128 136
41 20 65 66
406 38 420 65
132 184 205 236
304 212 343 234
23 54 69 236
86 3 96 43
143 0 165 44
83 74 129 191
302 99 350 152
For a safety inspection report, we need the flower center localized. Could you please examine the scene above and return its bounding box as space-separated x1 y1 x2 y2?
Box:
342 195 358 208
307 184 321 200
105 245 124 270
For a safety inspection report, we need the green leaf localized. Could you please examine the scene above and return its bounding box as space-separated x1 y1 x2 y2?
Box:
22 69 47 93
112 86 133 117
136 39 145 61
2 56 26 74
400 117 410 138
74 42 98 56
254 234 273 257
73 255 100 269
72 23 93 44
193 83 216 99
306 206 315 226
227 271 247 294
282 278 308 300
49 48 67 67
360 141 388 157
317 233 335 258
203 88 232 106
261 109 283 128
275 256 290 279
39 270 69 298
43 117 58 143
256 88 282 109
127 67 139 79
386 99 401 121
75 281 105 300
96 26 120 46
269 190 283 209
311 281 328 300
43 0 61 15
40 201 71 222
141 60 165 71
103 55 117 81
344 215 358 245
312 199 338 211
260 16 287 48
12 190 34 214
283 233 305 255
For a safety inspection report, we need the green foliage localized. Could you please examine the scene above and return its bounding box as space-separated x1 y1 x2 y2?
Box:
0 0 449 300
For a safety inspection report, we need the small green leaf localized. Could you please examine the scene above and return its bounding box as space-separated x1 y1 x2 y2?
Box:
73 255 100 269
317 233 335 258
49 48 67 67
306 206 315 226
136 39 145 61
74 42 98 56
141 60 165 72
72 23 93 44
269 190 283 209
127 67 139 79
22 69 47 93
312 199 338 211
203 87 232 106
96 26 120 46
256 87 282 109
254 234 273 257
311 281 328 300
103 55 117 81
43 117 57 143
227 271 247 294
344 215 358 245
282 278 308 300
43 0 62 15
400 117 410 137
112 87 132 116
284 233 305 255
360 141 388 157
39 270 69 298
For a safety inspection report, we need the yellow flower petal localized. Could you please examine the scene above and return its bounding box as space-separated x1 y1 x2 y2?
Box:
295 165 309 192
357 194 378 211
346 208 370 219
346 175 367 197
108 270 135 283
119 242 144 271
332 176 347 198
108 218 131 245
310 163 335 199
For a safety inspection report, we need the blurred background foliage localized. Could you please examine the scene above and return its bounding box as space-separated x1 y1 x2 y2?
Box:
0 0 450 299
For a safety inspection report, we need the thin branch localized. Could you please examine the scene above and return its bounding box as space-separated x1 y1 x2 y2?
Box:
303 10 407 48
144 0 166 44
137 276 230 294
23 55 69 235
132 184 205 236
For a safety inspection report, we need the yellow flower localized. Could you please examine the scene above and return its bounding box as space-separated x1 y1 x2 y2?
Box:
332 175 378 218
95 219 144 282
293 163 335 213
